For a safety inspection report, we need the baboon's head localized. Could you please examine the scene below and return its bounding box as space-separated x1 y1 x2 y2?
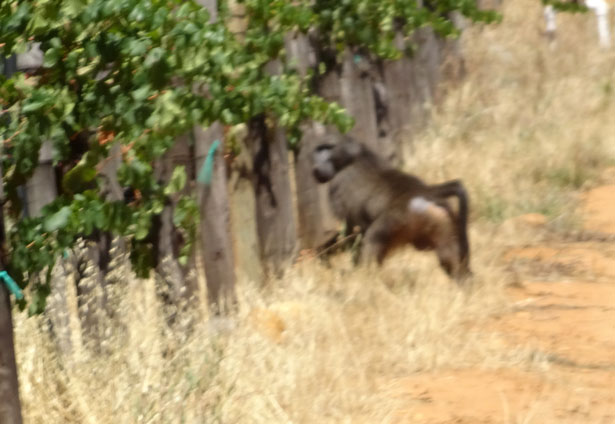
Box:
312 137 363 183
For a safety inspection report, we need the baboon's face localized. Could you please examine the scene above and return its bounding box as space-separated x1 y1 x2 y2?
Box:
312 144 337 183
312 139 363 183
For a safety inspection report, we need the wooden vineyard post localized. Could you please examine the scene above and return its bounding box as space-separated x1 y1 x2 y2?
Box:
0 56 23 422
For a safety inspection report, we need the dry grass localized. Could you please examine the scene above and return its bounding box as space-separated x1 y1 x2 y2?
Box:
14 0 615 423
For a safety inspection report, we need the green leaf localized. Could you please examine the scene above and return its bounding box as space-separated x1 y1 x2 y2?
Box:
126 39 149 56
135 225 149 241
50 37 62 49
221 108 234 124
144 47 165 68
62 163 96 194
164 166 187 196
152 199 164 214
21 101 46 113
134 213 151 241
76 62 97 76
132 84 151 102
43 47 62 67
43 207 72 232
28 13 49 33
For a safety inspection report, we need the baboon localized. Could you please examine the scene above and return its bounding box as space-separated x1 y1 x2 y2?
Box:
312 136 471 282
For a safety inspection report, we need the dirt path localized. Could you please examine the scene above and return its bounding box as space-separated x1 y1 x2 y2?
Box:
385 185 615 424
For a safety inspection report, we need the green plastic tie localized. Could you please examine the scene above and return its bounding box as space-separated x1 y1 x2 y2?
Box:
197 139 221 186
0 271 23 300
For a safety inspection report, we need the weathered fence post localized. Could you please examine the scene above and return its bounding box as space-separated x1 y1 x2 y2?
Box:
154 134 200 319
194 0 237 314
194 123 237 314
411 27 442 126
247 112 298 278
339 50 380 152
0 282 22 424
285 34 338 250
0 55 23 424
380 34 417 157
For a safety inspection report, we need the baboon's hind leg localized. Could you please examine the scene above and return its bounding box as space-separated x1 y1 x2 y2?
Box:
434 230 471 283
410 197 469 282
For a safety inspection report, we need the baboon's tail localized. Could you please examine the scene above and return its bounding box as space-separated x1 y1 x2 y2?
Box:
428 180 470 270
